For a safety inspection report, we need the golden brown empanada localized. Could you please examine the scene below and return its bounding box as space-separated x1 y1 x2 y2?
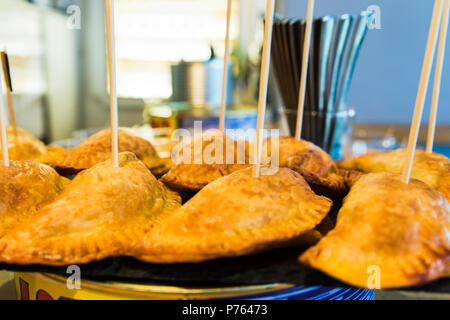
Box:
263 136 348 197
0 161 69 237
0 152 181 265
300 172 450 289
339 148 450 201
160 131 251 191
138 167 332 263
0 126 65 166
55 129 164 175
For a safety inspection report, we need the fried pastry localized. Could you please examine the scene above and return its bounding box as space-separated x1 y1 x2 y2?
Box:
0 126 65 166
339 148 450 201
0 161 69 237
160 130 251 191
55 129 164 175
138 167 332 263
263 136 348 197
0 152 181 265
300 172 450 289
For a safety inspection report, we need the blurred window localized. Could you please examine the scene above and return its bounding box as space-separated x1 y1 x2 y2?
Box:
0 0 46 95
115 0 240 99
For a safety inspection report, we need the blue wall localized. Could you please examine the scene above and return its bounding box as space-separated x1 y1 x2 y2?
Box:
283 0 450 125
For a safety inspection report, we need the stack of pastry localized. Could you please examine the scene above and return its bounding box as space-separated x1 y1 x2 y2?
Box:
0 129 334 266
0 126 449 290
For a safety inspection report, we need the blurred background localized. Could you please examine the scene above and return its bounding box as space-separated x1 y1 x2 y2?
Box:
0 0 449 156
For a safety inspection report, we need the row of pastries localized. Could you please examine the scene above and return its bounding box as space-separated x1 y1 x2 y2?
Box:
0 126 449 289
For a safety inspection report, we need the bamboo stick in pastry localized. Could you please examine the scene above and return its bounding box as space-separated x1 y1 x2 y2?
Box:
139 167 332 263
339 148 450 201
55 129 164 175
160 130 250 192
0 153 181 265
300 172 450 289
263 136 348 197
0 126 65 166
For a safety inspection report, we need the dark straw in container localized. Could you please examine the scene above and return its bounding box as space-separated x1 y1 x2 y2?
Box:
271 11 370 156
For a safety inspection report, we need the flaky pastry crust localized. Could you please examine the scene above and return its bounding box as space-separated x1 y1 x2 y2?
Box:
0 153 181 265
263 137 348 197
160 131 250 191
300 172 450 289
138 167 332 263
0 127 65 166
339 148 450 201
55 129 164 175
0 161 69 237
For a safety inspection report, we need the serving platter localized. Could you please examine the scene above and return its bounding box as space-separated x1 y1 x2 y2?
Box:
1 190 448 299
2 246 450 299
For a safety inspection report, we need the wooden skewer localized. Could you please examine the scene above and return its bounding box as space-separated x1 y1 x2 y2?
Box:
0 64 9 167
254 0 276 178
219 0 232 133
427 0 450 153
402 0 444 184
105 0 119 167
0 51 17 138
295 0 315 140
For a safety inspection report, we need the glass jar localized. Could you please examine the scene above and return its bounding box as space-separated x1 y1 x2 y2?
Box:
278 107 355 160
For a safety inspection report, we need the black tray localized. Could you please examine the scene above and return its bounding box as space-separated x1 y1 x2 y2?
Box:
1 247 450 295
